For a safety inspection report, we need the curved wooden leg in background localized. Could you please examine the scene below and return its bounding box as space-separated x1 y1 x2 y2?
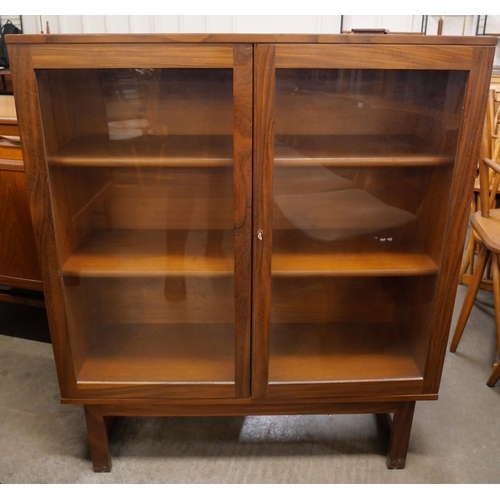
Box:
492 253 500 352
450 245 489 353
386 401 416 469
487 362 500 387
84 405 114 472
486 254 500 388
459 236 473 283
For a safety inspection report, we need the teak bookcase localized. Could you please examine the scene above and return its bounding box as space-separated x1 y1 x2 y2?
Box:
7 34 496 471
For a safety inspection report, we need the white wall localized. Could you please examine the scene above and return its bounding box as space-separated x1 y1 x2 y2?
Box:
342 15 426 33
22 15 343 34
20 15 477 35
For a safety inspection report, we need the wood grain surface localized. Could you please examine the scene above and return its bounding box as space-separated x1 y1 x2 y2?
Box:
8 43 79 397
30 43 234 69
0 170 42 284
275 44 475 70
252 44 275 399
6 33 498 46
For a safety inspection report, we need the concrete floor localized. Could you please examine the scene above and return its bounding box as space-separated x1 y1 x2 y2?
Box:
0 284 499 483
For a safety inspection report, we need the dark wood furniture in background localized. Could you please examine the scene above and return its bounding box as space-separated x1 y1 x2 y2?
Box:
0 69 13 94
7 33 495 472
0 94 43 306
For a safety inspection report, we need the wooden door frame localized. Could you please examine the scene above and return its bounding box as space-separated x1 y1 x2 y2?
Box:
9 42 254 400
251 42 496 399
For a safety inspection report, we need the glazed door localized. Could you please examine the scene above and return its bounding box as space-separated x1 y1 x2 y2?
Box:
252 43 473 399
34 44 253 399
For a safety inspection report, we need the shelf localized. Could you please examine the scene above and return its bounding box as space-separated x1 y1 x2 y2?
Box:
62 229 233 277
269 323 422 383
272 230 438 276
48 135 233 168
274 135 454 167
272 250 438 277
47 134 453 169
78 323 235 383
61 228 437 278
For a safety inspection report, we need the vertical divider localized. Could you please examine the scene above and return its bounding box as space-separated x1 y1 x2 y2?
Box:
252 44 275 399
233 44 254 398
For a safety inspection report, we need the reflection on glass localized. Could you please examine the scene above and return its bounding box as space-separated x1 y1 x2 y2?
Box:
37 68 235 384
270 69 467 386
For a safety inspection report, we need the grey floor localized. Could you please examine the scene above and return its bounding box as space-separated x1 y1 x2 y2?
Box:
0 284 499 484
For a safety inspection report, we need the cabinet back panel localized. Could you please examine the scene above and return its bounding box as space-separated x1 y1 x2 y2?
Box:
273 166 425 231
68 276 236 325
271 276 397 323
272 166 452 262
62 277 237 385
275 69 467 144
49 167 234 235
270 276 437 378
37 68 233 144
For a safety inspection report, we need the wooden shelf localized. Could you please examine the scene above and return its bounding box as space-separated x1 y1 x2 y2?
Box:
272 250 438 276
275 135 454 167
61 228 437 278
47 134 453 169
62 229 234 277
48 135 234 168
78 323 235 383
269 323 422 383
272 231 438 276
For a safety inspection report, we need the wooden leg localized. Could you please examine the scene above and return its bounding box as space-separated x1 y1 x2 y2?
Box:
470 233 476 275
375 412 392 438
487 252 493 280
485 253 500 389
459 237 473 283
84 405 113 472
487 362 500 387
386 401 416 469
450 246 489 353
492 253 500 350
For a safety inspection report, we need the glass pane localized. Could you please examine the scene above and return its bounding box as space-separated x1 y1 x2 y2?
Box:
36 68 235 385
270 69 467 386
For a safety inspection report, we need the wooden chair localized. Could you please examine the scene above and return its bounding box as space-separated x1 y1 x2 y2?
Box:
450 102 500 387
459 88 500 287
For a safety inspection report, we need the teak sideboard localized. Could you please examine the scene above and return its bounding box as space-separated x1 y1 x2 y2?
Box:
0 95 42 298
7 33 496 471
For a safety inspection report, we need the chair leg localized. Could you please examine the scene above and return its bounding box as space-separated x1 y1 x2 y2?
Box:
487 362 500 387
491 253 500 350
486 253 500 388
450 246 489 353
470 236 476 275
487 252 494 279
459 237 473 283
